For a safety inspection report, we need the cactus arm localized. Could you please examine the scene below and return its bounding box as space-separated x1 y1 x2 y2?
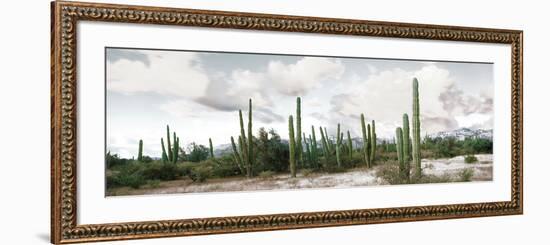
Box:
361 114 369 167
160 138 168 162
209 138 214 159
288 116 296 178
166 125 172 162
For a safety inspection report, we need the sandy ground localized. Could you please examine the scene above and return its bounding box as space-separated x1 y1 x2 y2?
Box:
107 154 492 196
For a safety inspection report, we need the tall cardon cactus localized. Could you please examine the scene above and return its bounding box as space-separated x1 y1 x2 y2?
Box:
296 97 302 168
209 138 214 159
347 131 353 159
412 78 422 176
288 115 297 178
137 139 143 162
336 123 342 167
402 113 411 180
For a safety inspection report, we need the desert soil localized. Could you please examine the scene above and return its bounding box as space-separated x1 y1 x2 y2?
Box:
107 154 493 196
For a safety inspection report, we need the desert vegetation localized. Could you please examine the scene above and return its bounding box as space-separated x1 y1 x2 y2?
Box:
106 78 493 196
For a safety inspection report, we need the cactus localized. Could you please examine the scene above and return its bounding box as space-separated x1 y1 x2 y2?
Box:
209 138 214 158
396 127 406 180
166 125 172 162
336 123 342 167
319 126 330 160
360 114 370 167
402 114 411 179
304 133 311 167
137 139 143 162
238 110 249 177
247 99 254 177
296 97 303 168
160 138 168 162
230 136 244 173
173 136 179 163
367 124 372 167
412 78 422 176
311 126 319 168
172 133 179 163
324 127 334 153
347 131 353 159
370 120 377 164
288 115 297 178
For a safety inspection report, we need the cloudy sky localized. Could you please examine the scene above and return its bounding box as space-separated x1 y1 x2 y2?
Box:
106 48 493 158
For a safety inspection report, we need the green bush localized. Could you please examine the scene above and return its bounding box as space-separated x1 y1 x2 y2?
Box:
464 155 478 164
106 163 146 189
458 169 474 182
258 170 276 179
301 169 315 177
141 161 180 181
189 165 211 182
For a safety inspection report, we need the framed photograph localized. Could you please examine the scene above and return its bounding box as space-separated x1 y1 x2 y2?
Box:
51 1 523 243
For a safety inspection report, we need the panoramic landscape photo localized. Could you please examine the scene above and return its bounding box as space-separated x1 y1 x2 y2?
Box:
105 48 494 196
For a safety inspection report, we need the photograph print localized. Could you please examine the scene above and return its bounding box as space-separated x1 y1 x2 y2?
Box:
105 48 494 197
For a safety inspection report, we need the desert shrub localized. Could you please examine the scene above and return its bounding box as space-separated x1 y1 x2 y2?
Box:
141 161 180 181
376 162 407 185
325 165 347 174
258 170 276 179
211 163 240 178
107 163 146 189
146 179 161 188
458 169 474 182
255 128 290 173
189 164 212 183
105 152 132 169
185 143 210 162
301 169 315 177
464 155 478 164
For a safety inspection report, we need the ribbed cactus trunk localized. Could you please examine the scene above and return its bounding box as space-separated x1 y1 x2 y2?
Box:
320 126 329 159
402 114 411 180
172 133 178 163
311 126 318 168
367 124 372 168
160 138 168 162
173 136 179 163
336 123 341 167
370 120 376 165
296 97 302 168
347 131 353 159
137 139 143 162
209 138 214 159
247 99 254 177
361 114 370 168
324 127 334 153
412 78 422 177
288 116 296 178
166 125 172 162
396 127 406 180
238 110 249 177
304 133 311 167
230 136 244 173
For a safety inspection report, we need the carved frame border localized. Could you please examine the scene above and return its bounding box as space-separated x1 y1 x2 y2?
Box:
51 1 523 244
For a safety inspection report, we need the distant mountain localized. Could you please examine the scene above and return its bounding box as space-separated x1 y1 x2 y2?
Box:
428 128 493 140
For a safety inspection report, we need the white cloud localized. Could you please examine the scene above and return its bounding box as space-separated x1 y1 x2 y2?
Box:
267 57 345 95
328 64 493 138
107 51 210 98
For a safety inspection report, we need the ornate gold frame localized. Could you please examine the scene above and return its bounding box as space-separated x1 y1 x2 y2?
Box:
51 1 523 243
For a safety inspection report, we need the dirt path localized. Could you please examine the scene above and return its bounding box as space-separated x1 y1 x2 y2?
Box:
107 154 493 196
